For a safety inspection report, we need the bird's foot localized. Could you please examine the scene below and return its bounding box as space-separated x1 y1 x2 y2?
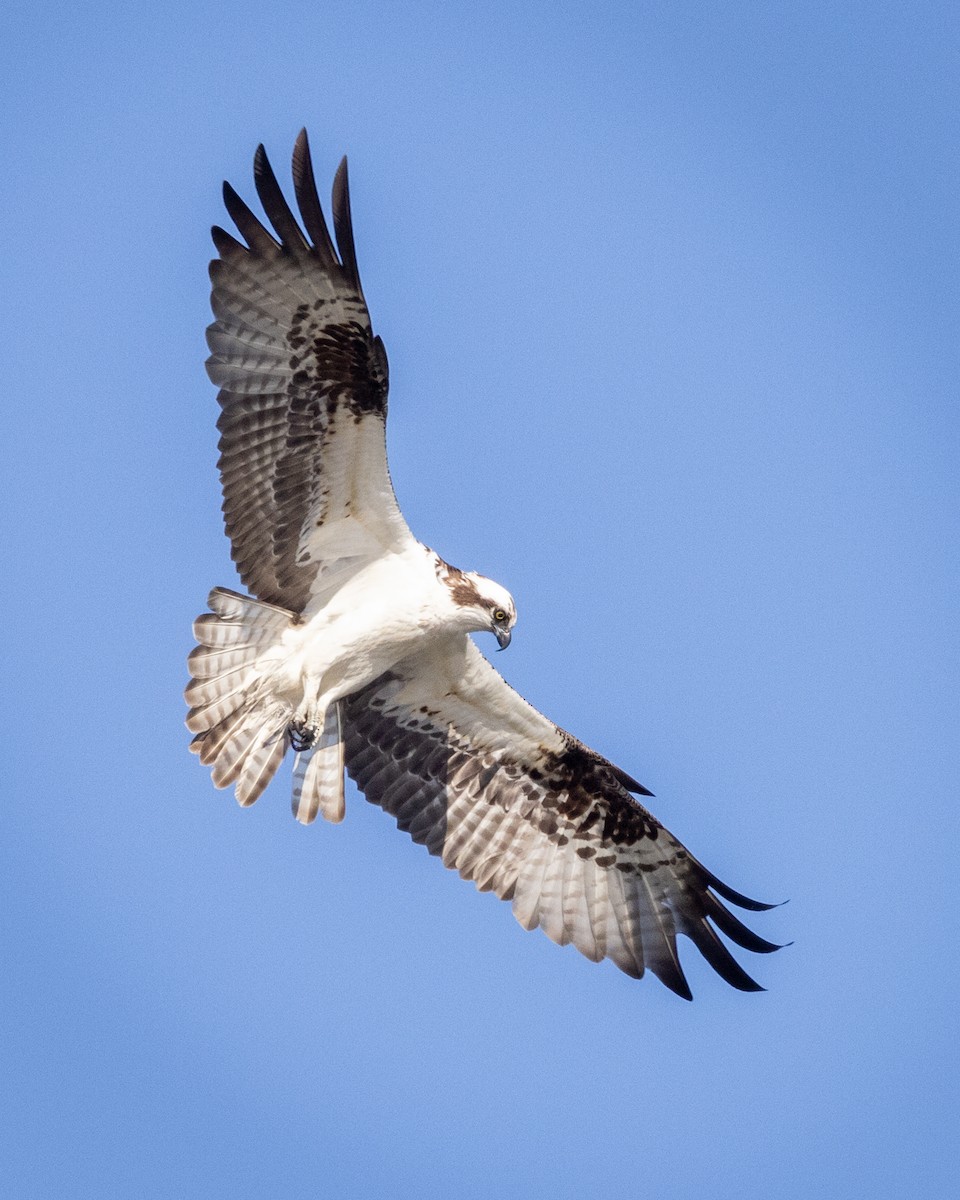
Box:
287 719 317 752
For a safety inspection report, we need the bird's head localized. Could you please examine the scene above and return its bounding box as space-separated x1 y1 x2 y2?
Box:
458 572 517 650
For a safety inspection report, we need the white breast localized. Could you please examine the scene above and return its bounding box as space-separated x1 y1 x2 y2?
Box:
274 543 451 708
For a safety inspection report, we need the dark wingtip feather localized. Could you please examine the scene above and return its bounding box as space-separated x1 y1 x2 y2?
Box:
211 224 245 256
253 142 309 254
701 866 782 913
221 180 245 221
332 156 362 291
610 765 654 797
686 923 767 993
645 928 694 1000
656 967 694 1001
291 128 338 265
222 180 279 252
704 894 784 955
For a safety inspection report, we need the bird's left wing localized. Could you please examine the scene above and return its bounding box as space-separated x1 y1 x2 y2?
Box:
343 639 779 998
206 131 413 613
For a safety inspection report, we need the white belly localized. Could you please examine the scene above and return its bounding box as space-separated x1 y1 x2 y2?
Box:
270 547 445 713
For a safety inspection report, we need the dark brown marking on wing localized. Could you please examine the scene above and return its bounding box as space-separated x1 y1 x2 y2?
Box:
538 736 658 842
286 307 388 419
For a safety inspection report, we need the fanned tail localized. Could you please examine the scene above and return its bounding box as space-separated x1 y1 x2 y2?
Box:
186 587 294 806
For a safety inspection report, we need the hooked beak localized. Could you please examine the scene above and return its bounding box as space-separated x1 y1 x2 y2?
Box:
495 626 512 651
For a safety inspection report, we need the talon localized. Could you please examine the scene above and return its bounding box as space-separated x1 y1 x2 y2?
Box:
288 720 316 752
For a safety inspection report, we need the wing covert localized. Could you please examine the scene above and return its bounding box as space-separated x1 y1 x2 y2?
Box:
206 130 412 612
342 638 780 998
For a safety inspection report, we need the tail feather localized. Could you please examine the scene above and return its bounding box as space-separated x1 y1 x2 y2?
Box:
193 613 241 649
186 587 295 806
192 706 248 766
207 587 295 631
187 643 260 680
237 724 287 807
291 703 345 825
186 684 258 735
184 662 256 707
210 706 270 788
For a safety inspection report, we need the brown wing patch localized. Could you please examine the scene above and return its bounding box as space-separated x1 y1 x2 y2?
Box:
287 306 388 420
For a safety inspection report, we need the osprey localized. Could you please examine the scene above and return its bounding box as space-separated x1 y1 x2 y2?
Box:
187 131 780 998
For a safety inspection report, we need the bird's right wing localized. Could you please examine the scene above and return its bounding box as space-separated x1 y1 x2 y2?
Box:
206 130 414 613
343 637 780 998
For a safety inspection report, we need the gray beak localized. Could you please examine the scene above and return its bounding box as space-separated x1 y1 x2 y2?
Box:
495 626 512 651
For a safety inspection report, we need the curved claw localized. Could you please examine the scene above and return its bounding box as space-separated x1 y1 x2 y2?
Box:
287 721 316 752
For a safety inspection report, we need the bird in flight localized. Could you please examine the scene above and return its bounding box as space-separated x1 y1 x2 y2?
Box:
187 131 780 998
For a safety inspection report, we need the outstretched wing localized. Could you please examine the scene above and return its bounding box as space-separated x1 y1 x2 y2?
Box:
206 130 413 613
343 638 779 998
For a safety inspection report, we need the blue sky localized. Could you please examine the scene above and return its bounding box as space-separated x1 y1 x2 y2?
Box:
3 2 958 1197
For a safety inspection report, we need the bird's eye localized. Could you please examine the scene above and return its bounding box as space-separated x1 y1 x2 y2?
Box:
493 608 507 622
